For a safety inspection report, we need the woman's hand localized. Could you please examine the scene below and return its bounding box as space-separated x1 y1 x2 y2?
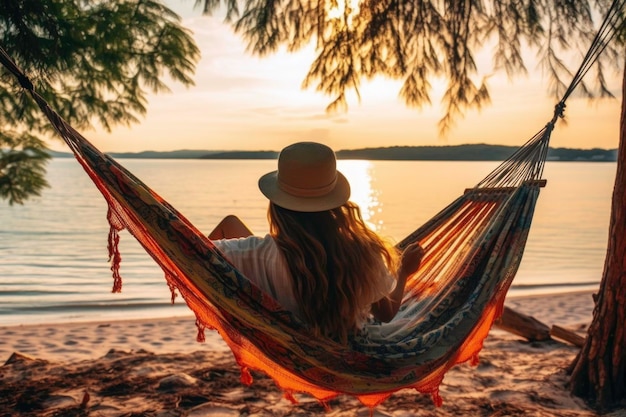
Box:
399 242 425 276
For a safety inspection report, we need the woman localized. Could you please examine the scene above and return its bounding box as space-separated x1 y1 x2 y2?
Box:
209 142 423 343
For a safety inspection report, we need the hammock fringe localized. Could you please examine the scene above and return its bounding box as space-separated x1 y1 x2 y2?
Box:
107 207 124 293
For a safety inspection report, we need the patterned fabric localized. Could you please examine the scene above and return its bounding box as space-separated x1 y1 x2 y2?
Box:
18 84 551 409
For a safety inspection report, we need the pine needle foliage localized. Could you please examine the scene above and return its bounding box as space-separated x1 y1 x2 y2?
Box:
0 131 50 205
199 0 621 133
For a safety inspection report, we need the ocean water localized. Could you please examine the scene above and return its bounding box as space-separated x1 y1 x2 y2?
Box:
0 158 617 326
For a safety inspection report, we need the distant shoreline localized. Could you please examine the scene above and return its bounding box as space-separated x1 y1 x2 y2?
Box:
48 144 618 162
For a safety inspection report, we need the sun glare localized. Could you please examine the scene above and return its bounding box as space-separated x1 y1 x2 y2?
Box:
326 0 361 25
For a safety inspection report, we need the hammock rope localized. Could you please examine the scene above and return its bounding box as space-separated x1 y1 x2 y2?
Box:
475 0 625 191
0 2 623 409
561 0 626 104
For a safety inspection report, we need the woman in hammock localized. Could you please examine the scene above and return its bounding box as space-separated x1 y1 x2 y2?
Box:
209 141 423 344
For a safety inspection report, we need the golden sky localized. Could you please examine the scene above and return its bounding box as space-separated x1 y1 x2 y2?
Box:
55 2 623 154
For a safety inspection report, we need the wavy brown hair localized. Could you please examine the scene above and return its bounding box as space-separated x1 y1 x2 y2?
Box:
268 201 399 344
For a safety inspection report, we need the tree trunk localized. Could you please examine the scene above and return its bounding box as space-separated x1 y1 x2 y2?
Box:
568 62 626 411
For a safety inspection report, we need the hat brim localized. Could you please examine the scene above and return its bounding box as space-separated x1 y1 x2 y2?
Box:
258 170 351 212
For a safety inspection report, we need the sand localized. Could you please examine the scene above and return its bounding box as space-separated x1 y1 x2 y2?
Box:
1 290 624 417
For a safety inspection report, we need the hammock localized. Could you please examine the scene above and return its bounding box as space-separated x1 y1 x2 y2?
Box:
0 3 621 408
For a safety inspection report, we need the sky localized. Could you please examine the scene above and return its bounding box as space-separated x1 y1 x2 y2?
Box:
51 2 624 153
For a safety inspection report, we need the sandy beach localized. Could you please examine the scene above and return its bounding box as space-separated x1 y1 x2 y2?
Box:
2 290 624 417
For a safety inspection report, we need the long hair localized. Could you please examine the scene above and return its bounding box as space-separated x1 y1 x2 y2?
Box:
268 201 399 343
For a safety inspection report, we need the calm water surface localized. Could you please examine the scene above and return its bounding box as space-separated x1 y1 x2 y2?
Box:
0 158 616 326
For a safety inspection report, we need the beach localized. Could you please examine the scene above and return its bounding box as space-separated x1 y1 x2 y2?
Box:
2 290 624 417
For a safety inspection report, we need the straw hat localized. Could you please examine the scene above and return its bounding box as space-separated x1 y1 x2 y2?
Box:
258 142 351 212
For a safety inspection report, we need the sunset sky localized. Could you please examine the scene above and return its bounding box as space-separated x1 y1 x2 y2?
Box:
52 2 623 154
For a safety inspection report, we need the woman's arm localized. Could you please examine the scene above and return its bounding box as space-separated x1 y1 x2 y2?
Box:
208 215 254 239
371 242 424 323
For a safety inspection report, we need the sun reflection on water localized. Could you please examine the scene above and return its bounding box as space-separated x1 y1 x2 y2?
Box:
337 159 383 232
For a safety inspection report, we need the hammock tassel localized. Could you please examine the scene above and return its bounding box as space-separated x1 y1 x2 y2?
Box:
283 390 298 404
106 207 123 293
470 353 480 366
431 388 443 407
240 366 253 385
195 318 206 343
166 278 178 304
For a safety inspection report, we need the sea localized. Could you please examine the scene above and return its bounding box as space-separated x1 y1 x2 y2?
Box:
0 157 617 326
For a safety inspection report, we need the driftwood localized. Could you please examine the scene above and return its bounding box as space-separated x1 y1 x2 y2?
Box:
495 306 587 347
550 325 586 347
494 306 551 341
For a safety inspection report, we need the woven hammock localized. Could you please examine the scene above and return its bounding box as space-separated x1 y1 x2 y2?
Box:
0 3 621 407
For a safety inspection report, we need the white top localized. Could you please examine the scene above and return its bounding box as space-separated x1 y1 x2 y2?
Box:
212 234 300 315
212 234 396 325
